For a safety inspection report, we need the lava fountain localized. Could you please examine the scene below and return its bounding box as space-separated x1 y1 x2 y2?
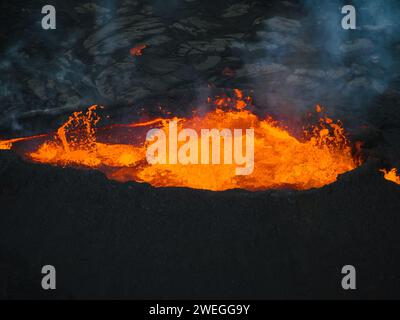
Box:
0 90 361 191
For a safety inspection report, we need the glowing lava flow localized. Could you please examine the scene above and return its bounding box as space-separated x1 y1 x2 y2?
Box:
1 91 361 191
0 134 48 150
381 168 400 185
130 44 146 56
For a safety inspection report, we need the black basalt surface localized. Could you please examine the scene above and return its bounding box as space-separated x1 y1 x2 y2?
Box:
0 151 399 299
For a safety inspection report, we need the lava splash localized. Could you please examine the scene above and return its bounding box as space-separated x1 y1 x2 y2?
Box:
1 91 360 191
381 168 400 185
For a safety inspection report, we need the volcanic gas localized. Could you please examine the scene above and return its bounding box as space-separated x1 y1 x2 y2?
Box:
0 90 361 191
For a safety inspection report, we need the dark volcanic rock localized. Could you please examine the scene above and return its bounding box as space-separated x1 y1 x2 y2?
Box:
0 151 399 299
1 0 400 140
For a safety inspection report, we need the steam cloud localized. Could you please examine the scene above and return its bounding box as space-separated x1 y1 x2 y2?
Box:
244 0 400 123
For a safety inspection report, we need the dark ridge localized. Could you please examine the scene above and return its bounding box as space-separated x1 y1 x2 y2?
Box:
0 151 399 299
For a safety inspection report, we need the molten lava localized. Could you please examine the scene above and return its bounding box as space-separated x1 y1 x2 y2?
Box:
381 168 400 185
130 44 146 57
1 90 360 191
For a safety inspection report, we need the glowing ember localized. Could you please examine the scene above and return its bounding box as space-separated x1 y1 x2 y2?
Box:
381 168 400 185
1 90 360 191
130 44 146 56
0 141 12 150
